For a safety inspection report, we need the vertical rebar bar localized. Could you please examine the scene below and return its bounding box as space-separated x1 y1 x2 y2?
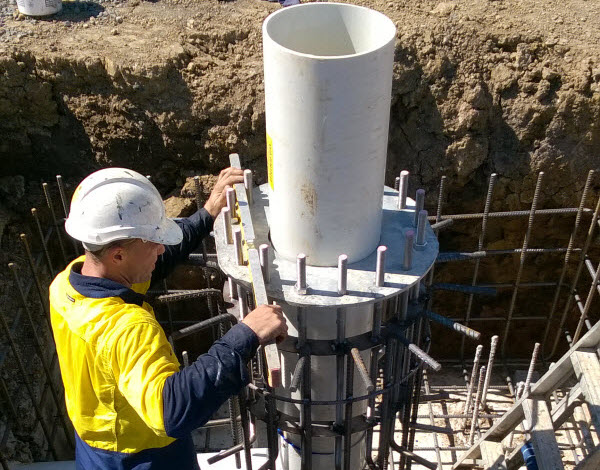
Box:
0 304 58 460
501 172 544 356
523 342 540 396
56 175 79 256
19 233 50 323
194 176 203 211
468 366 486 445
462 344 483 427
541 170 593 357
461 173 496 359
9 263 74 449
31 208 54 276
550 196 600 355
422 369 443 469
573 260 600 343
343 345 354 470
334 308 346 470
42 182 68 265
481 335 498 408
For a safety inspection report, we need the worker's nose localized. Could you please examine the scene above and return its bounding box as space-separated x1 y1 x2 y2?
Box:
157 244 166 256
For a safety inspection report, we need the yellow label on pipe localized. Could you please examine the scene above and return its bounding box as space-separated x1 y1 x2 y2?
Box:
266 133 274 190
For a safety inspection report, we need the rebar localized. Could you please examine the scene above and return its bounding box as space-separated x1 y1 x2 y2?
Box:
31 208 54 276
480 335 498 408
42 182 68 264
0 302 58 460
424 310 481 340
468 366 486 445
56 175 79 255
541 170 594 358
430 218 453 231
572 259 600 342
194 176 203 211
523 342 540 396
461 173 496 359
501 172 544 356
462 345 483 428
19 233 50 322
430 206 590 221
350 348 374 392
9 263 74 449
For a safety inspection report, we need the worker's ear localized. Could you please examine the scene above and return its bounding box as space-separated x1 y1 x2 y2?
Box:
109 246 126 264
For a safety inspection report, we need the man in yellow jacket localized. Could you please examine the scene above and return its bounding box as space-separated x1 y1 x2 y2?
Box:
49 167 287 470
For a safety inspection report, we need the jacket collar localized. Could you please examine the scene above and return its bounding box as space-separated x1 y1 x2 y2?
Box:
69 262 146 307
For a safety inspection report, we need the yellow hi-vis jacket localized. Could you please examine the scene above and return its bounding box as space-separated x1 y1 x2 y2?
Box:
49 210 258 470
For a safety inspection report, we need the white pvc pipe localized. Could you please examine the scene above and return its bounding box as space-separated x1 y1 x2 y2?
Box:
263 3 396 266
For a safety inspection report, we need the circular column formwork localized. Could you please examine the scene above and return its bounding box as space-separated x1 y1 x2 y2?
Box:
216 185 439 470
263 3 397 266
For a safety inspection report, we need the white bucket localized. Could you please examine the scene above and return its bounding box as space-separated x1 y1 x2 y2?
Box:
263 3 396 266
17 0 62 16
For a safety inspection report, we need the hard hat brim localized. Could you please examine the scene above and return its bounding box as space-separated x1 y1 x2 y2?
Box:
151 218 183 246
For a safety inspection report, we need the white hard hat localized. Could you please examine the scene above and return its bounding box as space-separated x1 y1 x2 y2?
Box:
65 168 183 248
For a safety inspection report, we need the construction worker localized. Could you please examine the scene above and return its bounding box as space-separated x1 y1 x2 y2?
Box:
49 167 287 470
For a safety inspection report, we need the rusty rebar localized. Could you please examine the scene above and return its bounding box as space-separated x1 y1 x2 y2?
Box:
56 175 79 256
42 182 68 264
461 173 496 359
501 172 544 356
468 366 486 445
9 263 74 449
19 233 50 323
541 170 594 358
481 335 498 408
31 208 54 276
462 345 483 427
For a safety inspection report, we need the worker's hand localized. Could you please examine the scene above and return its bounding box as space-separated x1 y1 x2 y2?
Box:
204 167 245 219
242 305 288 345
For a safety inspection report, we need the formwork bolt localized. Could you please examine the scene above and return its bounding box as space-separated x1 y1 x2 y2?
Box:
375 246 387 287
222 207 233 244
398 170 409 210
415 209 428 250
233 226 244 266
244 169 253 205
296 254 307 295
414 189 425 227
338 254 348 295
226 187 237 221
259 244 270 283
403 230 415 271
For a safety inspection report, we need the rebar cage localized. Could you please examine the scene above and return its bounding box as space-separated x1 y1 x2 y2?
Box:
0 168 598 470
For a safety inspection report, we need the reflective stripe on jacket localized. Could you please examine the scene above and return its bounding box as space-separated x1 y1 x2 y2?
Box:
49 209 259 469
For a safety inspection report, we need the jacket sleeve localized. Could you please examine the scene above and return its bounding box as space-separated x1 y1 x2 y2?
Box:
110 319 258 439
151 208 214 284
162 322 259 438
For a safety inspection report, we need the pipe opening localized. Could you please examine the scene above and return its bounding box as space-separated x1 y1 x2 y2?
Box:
263 3 396 58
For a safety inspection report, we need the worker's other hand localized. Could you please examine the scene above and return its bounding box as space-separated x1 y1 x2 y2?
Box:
242 305 288 345
204 167 245 218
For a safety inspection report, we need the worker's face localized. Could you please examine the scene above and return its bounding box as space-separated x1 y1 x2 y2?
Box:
113 239 166 284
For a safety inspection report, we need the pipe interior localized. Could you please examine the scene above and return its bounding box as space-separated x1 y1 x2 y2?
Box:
264 4 396 57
